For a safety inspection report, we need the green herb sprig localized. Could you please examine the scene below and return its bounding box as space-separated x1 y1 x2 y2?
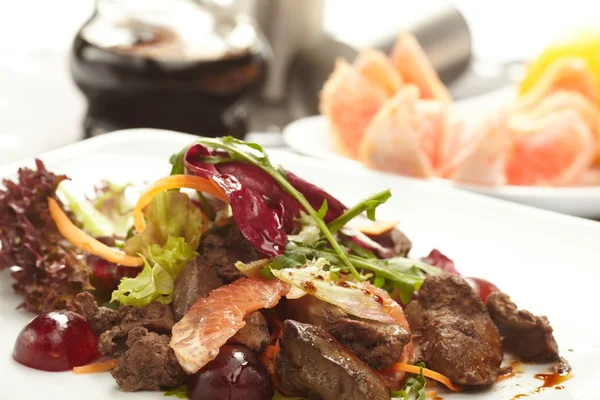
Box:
194 137 362 280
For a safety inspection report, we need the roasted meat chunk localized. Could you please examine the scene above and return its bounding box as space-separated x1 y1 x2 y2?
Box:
486 292 559 362
112 327 185 392
228 311 271 353
275 320 390 400
172 255 224 321
405 274 503 387
201 226 260 282
366 227 412 257
74 292 130 336
98 302 175 356
280 295 409 369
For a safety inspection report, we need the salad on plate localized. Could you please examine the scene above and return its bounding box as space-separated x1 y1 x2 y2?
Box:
0 137 570 400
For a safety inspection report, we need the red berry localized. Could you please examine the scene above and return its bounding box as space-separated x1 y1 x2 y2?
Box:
13 311 100 371
465 277 500 302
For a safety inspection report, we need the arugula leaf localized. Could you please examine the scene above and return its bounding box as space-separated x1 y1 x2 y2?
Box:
269 253 308 270
286 242 441 304
195 137 361 280
169 145 192 176
327 190 391 234
317 199 328 219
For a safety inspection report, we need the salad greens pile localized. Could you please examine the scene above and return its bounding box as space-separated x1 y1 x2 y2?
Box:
112 191 204 306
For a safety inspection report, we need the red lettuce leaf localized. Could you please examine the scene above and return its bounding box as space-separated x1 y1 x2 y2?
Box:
0 160 93 313
421 249 459 274
185 144 347 228
184 145 287 256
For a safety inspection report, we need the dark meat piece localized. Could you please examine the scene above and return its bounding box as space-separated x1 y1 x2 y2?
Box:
276 320 390 400
486 292 559 362
228 311 271 353
366 227 412 257
280 295 409 369
74 292 130 336
112 327 185 392
405 274 502 387
201 225 260 282
98 302 175 356
172 255 224 320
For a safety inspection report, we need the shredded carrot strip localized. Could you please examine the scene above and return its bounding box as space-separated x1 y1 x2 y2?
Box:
391 363 459 392
426 390 438 398
73 358 119 374
260 339 284 392
356 220 400 236
134 175 228 232
48 198 144 267
269 318 284 342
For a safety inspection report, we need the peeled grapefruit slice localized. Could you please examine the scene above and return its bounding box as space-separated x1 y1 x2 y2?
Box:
506 109 595 186
512 90 600 163
170 278 290 374
354 48 404 96
518 57 598 110
413 99 447 170
390 32 452 103
358 85 435 178
447 115 511 186
436 112 483 177
320 59 390 159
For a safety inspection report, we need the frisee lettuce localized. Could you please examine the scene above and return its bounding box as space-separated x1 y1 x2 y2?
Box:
391 364 427 400
112 191 204 306
93 181 135 234
58 181 118 238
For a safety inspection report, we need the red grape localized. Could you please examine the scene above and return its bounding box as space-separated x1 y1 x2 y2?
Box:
88 255 140 290
188 345 273 400
465 277 500 302
13 311 100 371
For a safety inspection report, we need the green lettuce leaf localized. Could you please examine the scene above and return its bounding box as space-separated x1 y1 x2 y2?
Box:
125 191 204 255
111 257 174 306
113 191 205 306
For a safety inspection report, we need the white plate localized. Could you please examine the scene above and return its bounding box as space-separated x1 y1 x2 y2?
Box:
283 112 600 219
2 129 600 399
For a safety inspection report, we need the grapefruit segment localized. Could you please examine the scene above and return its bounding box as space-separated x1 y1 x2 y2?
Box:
320 59 390 159
170 278 290 374
448 115 511 186
354 48 404 96
358 85 435 178
390 32 452 103
506 109 595 186
512 90 600 163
